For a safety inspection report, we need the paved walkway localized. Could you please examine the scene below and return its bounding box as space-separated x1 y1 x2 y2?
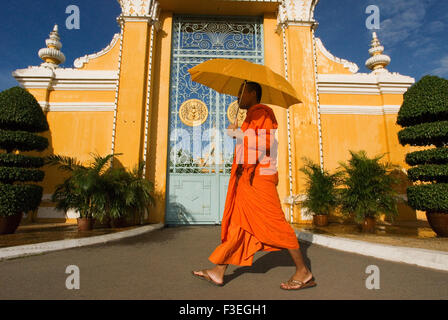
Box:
0 226 447 300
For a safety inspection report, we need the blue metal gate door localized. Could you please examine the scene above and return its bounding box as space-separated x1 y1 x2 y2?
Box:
166 15 264 225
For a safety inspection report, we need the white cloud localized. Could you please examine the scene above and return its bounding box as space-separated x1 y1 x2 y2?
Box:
432 55 448 77
373 0 434 47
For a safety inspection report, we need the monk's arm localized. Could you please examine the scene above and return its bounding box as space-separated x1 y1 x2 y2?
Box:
226 128 244 142
246 112 275 155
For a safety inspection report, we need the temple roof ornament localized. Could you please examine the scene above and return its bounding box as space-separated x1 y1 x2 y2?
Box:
38 25 66 68
277 0 320 29
365 32 391 73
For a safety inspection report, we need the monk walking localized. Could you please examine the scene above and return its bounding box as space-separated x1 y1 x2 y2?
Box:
192 81 316 290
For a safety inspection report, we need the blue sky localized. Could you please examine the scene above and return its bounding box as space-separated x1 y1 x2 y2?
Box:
1 0 447 91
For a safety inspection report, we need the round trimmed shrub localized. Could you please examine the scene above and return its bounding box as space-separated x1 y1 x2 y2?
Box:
0 86 49 217
397 75 448 214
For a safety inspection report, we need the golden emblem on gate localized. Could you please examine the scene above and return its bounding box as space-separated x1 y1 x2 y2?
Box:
179 99 208 127
227 101 247 127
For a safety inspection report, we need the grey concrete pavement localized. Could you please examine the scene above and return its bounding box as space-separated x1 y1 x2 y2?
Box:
0 226 447 299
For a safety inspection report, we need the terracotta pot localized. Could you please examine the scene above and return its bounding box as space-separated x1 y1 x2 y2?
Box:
313 214 328 226
0 212 23 235
77 218 94 232
362 217 376 233
426 212 448 237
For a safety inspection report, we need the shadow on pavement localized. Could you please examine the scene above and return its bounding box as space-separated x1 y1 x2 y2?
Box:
224 239 313 284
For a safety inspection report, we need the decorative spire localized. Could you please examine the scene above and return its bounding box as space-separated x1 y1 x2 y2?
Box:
38 25 66 68
365 32 391 73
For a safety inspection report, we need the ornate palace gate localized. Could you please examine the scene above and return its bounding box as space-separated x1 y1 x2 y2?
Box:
165 15 264 224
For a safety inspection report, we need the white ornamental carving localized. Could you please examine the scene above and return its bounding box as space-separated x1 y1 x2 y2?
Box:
277 0 320 26
74 33 120 69
315 38 359 74
117 0 160 20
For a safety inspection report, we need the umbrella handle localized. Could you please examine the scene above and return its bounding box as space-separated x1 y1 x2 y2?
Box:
234 80 247 126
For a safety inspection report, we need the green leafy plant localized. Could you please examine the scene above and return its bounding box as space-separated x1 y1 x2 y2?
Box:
46 153 114 221
397 75 448 214
47 154 155 224
338 150 400 223
300 159 341 216
102 161 155 223
0 86 49 217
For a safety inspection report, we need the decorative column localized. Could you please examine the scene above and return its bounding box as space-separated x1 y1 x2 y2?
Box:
113 0 160 170
277 0 322 223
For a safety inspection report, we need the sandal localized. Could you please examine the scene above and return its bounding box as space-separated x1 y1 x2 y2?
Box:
192 270 224 287
280 277 317 290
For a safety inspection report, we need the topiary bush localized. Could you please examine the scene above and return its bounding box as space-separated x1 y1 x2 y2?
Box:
0 86 49 217
397 75 448 214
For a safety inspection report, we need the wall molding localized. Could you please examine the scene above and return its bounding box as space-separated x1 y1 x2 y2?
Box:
38 101 115 112
319 105 401 115
317 73 415 95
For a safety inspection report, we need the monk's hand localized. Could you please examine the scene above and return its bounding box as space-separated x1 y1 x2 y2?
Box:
226 123 243 140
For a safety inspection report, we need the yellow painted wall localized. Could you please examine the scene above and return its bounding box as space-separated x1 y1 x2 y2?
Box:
26 88 49 103
78 35 120 71
321 114 391 172
316 44 353 75
284 25 321 223
145 12 173 224
262 13 293 219
319 94 383 106
39 111 114 193
113 21 151 169
49 90 115 103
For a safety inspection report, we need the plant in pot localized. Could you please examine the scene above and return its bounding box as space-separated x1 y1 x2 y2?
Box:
338 150 400 233
103 161 155 228
46 153 114 231
0 87 49 234
300 159 341 226
397 75 448 237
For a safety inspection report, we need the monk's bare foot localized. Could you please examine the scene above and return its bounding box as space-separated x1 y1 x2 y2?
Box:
280 269 313 289
193 269 224 285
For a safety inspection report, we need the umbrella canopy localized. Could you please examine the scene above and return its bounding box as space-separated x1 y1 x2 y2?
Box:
188 58 302 108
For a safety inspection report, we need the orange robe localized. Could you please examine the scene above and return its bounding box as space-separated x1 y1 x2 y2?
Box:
208 104 299 266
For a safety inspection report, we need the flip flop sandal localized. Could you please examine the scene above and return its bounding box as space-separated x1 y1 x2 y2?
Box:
192 270 224 287
280 277 317 290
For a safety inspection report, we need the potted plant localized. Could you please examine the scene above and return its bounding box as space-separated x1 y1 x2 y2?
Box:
103 161 155 227
0 87 49 234
46 153 114 231
338 150 400 233
125 161 155 225
300 159 341 226
397 75 448 237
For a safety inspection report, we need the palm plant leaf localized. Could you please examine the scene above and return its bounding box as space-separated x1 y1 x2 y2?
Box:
45 154 84 172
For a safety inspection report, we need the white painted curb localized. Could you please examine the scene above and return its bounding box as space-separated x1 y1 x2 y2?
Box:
0 223 164 261
295 230 448 272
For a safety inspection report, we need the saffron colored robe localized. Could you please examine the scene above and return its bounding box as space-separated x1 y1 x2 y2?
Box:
208 104 299 266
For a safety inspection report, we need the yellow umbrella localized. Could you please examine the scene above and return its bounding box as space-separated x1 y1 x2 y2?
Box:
188 58 301 110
